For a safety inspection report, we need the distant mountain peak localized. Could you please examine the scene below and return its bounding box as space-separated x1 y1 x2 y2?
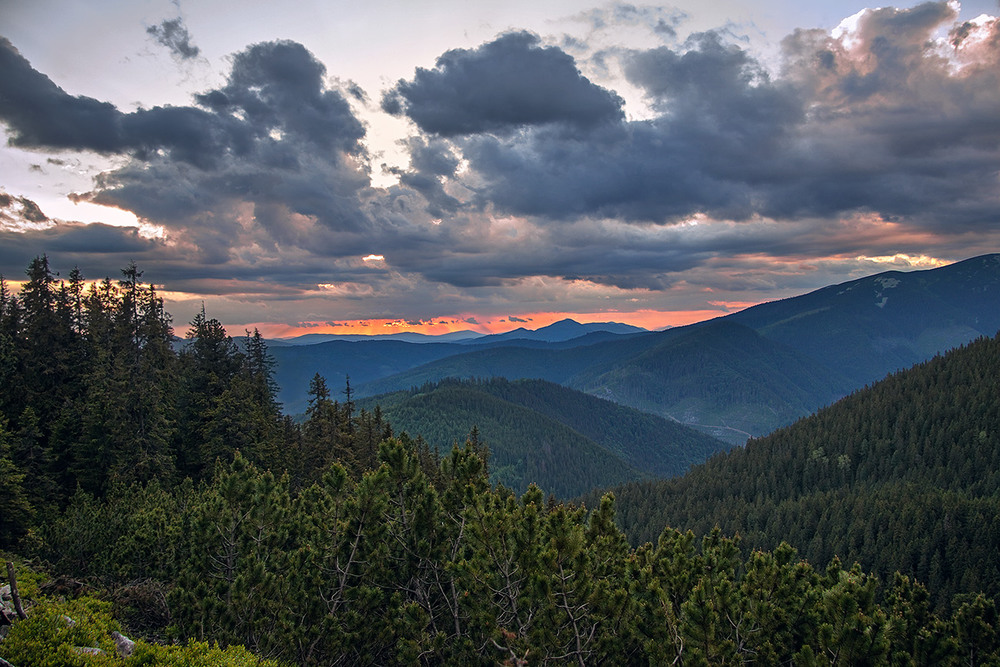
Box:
474 318 646 344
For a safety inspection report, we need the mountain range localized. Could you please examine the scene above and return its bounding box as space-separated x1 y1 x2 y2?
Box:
270 254 1000 444
269 319 650 413
274 318 644 346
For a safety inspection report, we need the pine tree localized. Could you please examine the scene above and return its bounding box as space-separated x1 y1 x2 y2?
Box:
0 416 33 547
0 275 21 421
300 373 342 483
175 306 244 477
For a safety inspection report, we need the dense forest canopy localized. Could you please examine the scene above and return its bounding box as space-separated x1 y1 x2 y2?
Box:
594 329 1000 612
2 257 1000 665
362 376 728 497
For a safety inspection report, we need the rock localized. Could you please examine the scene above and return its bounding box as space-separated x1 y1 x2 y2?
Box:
111 630 135 658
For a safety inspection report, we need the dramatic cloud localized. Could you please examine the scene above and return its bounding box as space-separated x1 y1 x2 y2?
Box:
0 36 401 290
387 137 462 218
382 31 624 135
87 41 374 266
0 192 47 225
386 2 1000 242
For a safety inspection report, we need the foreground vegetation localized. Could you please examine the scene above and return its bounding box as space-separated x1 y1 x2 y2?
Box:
5 444 1000 665
2 257 1000 664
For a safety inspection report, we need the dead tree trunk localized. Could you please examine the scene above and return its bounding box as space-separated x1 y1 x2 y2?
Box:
6 561 27 620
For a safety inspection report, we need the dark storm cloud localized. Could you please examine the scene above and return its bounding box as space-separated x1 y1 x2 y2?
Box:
104 41 369 258
443 29 806 223
0 38 126 152
0 36 384 284
386 29 806 225
382 31 624 136
47 222 157 254
0 38 364 165
0 192 43 224
407 220 709 290
0 223 162 276
0 195 164 278
13 195 46 223
0 37 244 166
764 4 1000 227
196 41 364 154
394 2 1000 242
147 17 201 60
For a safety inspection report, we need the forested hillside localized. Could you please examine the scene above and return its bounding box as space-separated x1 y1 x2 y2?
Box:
270 339 466 413
271 322 646 414
596 331 1000 610
364 377 727 496
569 320 854 442
726 253 1000 385
354 336 653 397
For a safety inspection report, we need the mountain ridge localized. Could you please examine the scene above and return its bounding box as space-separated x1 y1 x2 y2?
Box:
272 318 647 347
363 376 728 497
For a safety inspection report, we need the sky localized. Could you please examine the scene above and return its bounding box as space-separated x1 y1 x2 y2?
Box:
1 0 1000 337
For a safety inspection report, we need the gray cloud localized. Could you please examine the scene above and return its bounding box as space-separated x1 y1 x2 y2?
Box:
87 41 371 266
573 4 688 39
147 17 201 60
382 31 624 136
389 137 462 218
0 225 165 281
0 193 47 223
196 41 364 155
0 38 364 166
0 37 385 280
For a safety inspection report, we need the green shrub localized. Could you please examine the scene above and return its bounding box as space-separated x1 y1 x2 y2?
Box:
126 640 287 666
0 596 119 667
0 594 288 666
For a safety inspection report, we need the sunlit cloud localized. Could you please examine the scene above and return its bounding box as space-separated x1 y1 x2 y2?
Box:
855 254 951 268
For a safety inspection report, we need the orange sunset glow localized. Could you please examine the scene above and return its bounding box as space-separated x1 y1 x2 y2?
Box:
247 308 746 339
